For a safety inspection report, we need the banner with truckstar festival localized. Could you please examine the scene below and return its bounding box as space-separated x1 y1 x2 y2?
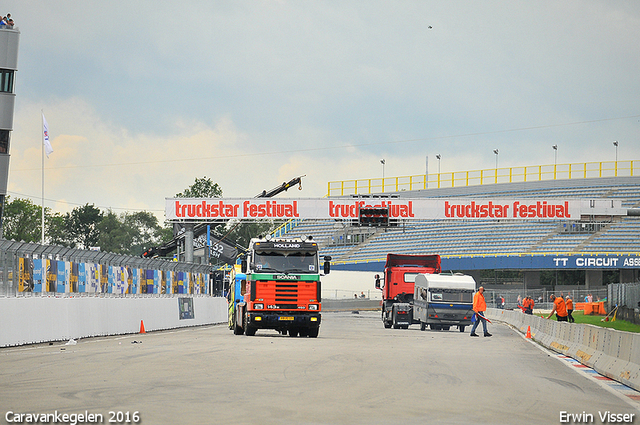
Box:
165 198 582 221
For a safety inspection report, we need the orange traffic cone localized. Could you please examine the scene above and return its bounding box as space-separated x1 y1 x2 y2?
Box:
139 320 146 334
525 326 532 339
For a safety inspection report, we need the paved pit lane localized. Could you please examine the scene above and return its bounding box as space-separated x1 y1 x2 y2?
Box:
1 311 638 425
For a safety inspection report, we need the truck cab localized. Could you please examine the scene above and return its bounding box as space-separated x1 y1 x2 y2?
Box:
232 237 331 337
376 254 440 329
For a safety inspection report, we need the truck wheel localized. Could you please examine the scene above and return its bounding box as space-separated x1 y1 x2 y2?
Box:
308 328 319 338
233 321 243 335
420 322 426 331
384 321 392 329
442 326 450 331
459 326 466 332
288 328 299 337
280 329 288 336
243 314 256 336
299 328 309 337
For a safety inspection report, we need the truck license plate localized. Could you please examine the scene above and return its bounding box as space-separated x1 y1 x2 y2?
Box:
279 316 294 321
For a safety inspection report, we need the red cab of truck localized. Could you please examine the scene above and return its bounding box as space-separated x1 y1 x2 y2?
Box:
377 254 441 300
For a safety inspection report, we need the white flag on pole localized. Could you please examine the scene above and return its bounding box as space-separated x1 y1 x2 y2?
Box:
43 113 53 157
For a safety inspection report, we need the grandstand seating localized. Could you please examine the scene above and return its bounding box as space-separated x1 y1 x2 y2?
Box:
280 176 640 263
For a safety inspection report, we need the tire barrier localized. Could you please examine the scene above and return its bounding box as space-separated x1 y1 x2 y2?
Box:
0 295 228 347
486 308 640 392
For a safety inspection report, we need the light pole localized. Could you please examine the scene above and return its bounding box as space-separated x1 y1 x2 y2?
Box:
380 159 385 192
436 154 441 174
552 145 558 179
613 141 619 176
493 149 499 169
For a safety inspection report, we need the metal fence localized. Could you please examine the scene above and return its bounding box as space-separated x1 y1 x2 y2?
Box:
608 282 640 310
484 287 609 311
0 239 215 297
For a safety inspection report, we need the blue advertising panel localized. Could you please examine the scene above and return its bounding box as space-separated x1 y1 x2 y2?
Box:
56 261 66 293
33 259 43 293
78 262 86 292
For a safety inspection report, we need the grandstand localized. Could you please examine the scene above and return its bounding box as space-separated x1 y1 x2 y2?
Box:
279 170 640 285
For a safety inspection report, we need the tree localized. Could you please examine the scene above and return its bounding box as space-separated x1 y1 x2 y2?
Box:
2 197 42 242
175 176 222 198
122 211 171 256
224 220 278 249
96 211 130 254
68 204 103 249
47 212 72 247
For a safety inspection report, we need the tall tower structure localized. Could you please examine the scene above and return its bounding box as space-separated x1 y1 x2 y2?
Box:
0 26 20 236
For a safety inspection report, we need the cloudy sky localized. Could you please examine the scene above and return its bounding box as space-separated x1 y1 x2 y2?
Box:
5 1 640 220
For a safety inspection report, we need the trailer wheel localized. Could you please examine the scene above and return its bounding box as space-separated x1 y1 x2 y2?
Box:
459 326 466 332
420 322 426 331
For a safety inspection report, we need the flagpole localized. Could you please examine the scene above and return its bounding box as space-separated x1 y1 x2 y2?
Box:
41 110 45 245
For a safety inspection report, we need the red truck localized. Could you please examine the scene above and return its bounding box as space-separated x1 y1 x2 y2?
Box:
375 254 441 329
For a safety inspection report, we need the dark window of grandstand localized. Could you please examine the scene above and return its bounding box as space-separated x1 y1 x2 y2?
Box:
0 69 14 93
0 130 9 154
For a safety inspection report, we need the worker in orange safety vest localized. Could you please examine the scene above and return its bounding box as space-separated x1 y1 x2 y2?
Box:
470 286 492 337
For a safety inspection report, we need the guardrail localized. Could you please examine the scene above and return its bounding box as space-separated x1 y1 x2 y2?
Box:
486 308 640 392
327 160 639 196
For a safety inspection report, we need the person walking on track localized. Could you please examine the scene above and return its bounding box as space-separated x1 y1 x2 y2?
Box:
470 286 492 337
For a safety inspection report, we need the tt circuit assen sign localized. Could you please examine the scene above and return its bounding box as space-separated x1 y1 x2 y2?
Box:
165 198 582 221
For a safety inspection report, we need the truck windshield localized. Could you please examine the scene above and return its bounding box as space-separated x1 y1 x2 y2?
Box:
254 251 318 274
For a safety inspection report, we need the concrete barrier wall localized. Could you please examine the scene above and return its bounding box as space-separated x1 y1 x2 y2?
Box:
486 308 640 391
0 295 228 347
322 299 381 311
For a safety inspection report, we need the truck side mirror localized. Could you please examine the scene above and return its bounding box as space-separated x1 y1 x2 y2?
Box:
323 256 332 275
241 258 247 273
375 274 381 290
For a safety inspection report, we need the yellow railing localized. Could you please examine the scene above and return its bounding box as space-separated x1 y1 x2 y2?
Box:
327 160 639 197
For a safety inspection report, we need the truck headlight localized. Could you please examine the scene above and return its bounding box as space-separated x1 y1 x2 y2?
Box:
254 303 264 310
308 304 318 310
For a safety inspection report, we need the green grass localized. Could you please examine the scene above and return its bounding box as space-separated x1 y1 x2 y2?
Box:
565 310 640 333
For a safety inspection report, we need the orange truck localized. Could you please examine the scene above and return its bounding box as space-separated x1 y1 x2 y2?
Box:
375 254 441 329
232 237 331 337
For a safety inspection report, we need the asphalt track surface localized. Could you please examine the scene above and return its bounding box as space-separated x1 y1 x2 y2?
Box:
1 311 638 425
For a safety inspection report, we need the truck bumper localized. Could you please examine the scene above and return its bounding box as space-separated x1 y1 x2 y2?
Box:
247 312 321 329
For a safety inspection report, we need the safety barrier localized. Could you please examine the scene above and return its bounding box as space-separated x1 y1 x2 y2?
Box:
0 295 228 347
486 308 640 392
